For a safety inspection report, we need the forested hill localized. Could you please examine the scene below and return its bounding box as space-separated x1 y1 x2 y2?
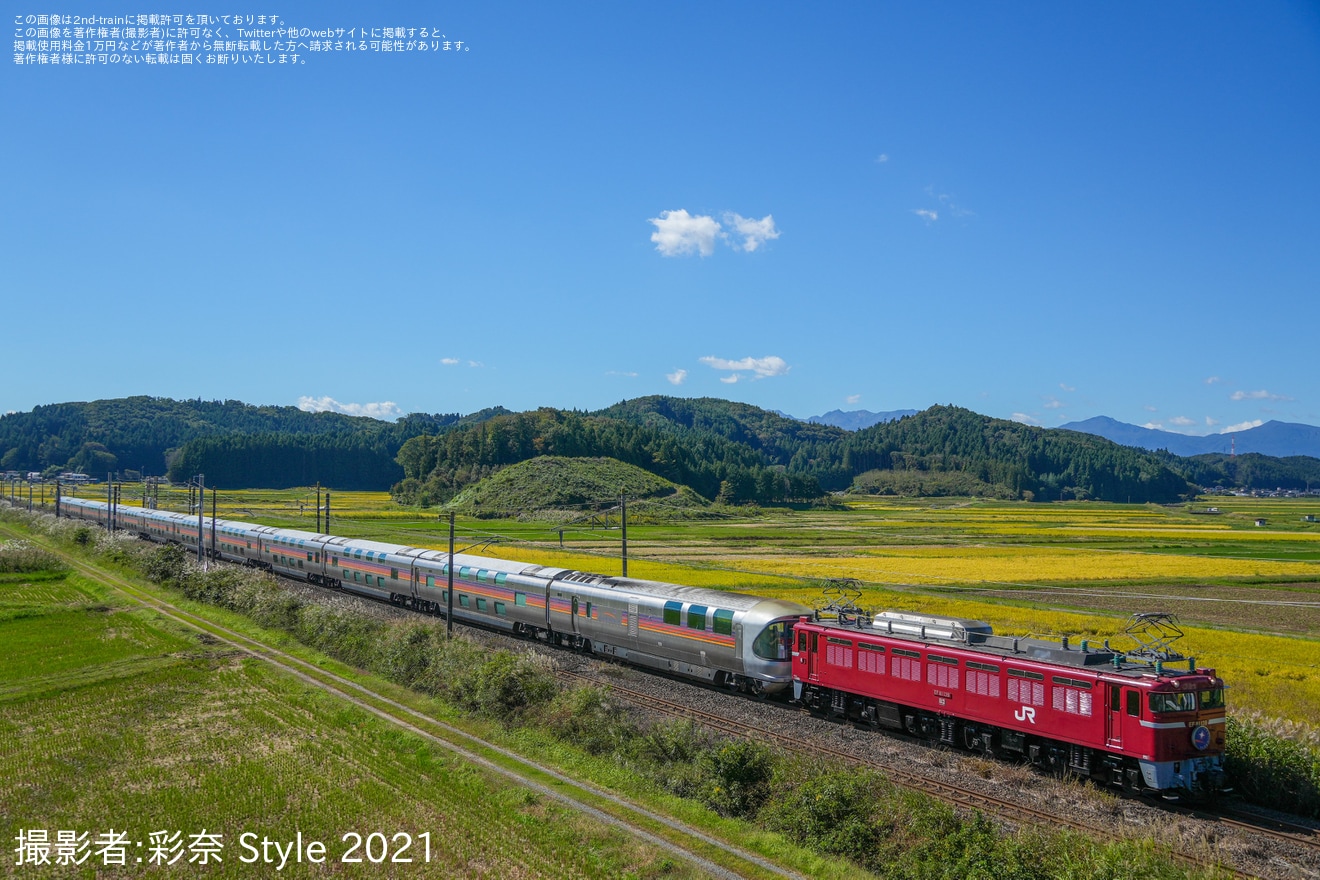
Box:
392 407 822 506
2 395 1214 502
0 396 508 486
592 396 847 466
835 405 1194 502
1163 452 1320 493
394 400 1197 505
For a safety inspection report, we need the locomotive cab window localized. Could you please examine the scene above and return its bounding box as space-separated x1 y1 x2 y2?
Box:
1150 692 1197 714
1126 690 1140 717
1200 688 1225 710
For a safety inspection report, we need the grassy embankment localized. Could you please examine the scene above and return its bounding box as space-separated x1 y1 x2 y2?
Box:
0 534 741 879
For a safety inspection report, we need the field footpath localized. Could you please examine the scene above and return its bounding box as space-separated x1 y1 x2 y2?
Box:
3 524 809 880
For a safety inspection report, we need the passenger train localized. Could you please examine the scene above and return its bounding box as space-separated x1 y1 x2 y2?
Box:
59 497 805 695
57 495 1229 797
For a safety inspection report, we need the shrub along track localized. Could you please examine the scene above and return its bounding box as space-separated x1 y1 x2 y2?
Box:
555 665 1320 879
3 525 808 880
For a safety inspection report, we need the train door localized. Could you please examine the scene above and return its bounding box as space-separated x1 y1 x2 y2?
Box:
1121 687 1141 747
570 596 580 634
628 602 639 639
1105 683 1123 748
807 632 821 682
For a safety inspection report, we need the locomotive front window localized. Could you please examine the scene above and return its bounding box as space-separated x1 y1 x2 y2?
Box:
1199 688 1225 710
1149 692 1197 714
752 620 793 661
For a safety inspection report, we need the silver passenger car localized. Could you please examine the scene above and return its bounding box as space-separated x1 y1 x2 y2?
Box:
60 498 810 693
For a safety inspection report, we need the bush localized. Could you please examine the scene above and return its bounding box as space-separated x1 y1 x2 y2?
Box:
0 539 67 573
760 766 887 866
543 685 637 755
448 649 557 720
144 543 190 586
698 738 775 818
626 720 709 799
376 623 442 689
1226 714 1320 818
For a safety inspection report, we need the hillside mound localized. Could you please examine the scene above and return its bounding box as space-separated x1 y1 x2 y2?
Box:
446 456 710 520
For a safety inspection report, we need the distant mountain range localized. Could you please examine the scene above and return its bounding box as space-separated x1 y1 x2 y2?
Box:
802 409 919 431
1058 417 1320 459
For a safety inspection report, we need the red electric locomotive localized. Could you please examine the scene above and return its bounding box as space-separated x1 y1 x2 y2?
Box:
792 606 1227 798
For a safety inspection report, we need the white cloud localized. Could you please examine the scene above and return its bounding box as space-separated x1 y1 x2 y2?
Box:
912 209 938 222
1142 422 1163 430
1043 396 1063 410
297 396 402 421
666 369 687 386
606 370 638 377
1205 376 1222 385
1010 412 1041 426
1143 405 1158 412
468 360 484 368
875 153 889 164
933 190 974 218
1059 383 1075 392
1205 417 1219 427
1169 416 1195 427
1222 419 1264 433
440 357 460 366
846 394 862 405
648 209 723 257
649 208 781 256
723 212 780 253
698 355 790 382
1230 389 1291 401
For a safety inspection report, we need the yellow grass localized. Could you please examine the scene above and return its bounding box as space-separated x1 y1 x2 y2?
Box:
707 546 1320 585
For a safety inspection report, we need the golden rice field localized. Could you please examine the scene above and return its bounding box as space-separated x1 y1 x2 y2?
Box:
706 546 1320 586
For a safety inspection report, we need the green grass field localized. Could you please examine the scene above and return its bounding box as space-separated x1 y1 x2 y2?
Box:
0 564 712 878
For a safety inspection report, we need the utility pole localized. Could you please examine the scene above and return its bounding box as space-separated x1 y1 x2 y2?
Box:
447 512 455 638
196 474 205 566
55 480 61 518
324 492 331 533
316 483 322 533
620 492 628 578
211 486 217 562
107 473 114 534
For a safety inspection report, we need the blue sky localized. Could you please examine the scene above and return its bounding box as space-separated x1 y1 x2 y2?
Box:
5 2 1318 434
